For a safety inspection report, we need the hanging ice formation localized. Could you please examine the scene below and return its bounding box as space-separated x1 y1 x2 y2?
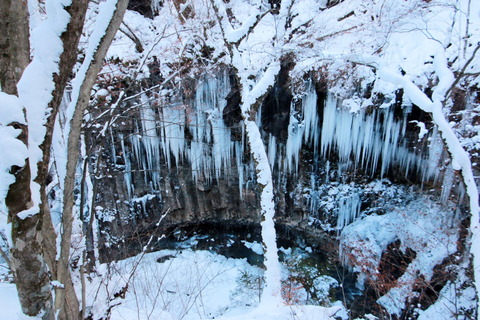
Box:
116 74 451 228
119 72 246 197
186 75 234 184
265 83 451 229
266 83 445 182
320 95 424 178
265 83 321 175
337 193 361 231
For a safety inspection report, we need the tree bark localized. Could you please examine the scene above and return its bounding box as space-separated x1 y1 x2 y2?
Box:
0 0 30 95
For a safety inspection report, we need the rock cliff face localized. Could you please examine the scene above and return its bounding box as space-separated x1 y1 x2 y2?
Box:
88 65 464 262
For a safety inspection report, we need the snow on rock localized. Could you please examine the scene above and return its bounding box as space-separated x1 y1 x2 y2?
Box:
340 196 460 316
417 279 476 320
242 240 264 255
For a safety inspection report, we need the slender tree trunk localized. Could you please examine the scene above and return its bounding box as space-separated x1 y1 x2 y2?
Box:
56 1 129 318
34 2 89 318
209 0 291 305
243 118 283 305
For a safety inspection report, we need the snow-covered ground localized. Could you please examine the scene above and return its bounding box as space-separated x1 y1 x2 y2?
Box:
0 246 347 320
102 250 346 320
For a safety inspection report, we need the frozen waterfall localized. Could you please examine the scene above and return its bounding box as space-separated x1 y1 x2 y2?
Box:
114 76 451 229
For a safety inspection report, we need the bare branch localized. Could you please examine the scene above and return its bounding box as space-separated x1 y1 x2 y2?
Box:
445 42 480 99
119 22 144 53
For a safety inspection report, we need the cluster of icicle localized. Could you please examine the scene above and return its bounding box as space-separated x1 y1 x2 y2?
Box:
116 75 451 227
119 72 246 199
267 85 447 183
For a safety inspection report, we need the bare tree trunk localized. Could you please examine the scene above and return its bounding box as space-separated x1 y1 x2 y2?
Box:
56 1 129 318
35 2 89 318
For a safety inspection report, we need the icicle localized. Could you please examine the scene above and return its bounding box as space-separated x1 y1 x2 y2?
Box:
281 83 321 174
160 100 185 168
236 141 244 199
441 165 455 204
130 130 142 166
309 173 318 213
185 72 232 185
123 93 162 191
318 94 436 183
320 94 337 156
119 134 133 198
325 160 330 183
109 128 116 165
81 134 94 213
189 78 211 183
425 126 445 184
285 110 304 174
302 83 320 152
337 193 361 230
268 134 277 170
208 106 232 182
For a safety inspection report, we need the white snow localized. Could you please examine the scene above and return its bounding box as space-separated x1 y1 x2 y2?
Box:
0 95 29 213
242 240 264 255
78 249 346 320
340 196 460 316
0 283 35 320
